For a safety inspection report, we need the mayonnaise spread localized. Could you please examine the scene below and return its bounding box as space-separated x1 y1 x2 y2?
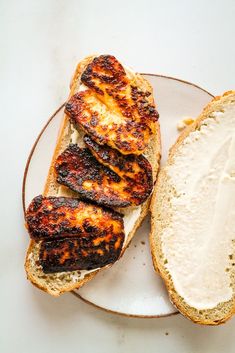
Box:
162 105 235 309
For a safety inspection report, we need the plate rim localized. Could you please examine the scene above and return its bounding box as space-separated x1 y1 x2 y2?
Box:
22 102 65 215
22 73 214 318
71 291 179 319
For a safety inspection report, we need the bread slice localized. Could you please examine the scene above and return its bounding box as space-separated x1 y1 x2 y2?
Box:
150 91 235 325
25 55 161 296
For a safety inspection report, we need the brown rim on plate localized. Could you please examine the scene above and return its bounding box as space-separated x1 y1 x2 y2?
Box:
22 74 214 318
71 291 179 319
142 73 213 98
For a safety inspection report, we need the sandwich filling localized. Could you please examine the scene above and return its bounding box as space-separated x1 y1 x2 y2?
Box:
162 104 235 310
65 55 158 155
26 55 157 274
55 136 153 208
26 196 124 273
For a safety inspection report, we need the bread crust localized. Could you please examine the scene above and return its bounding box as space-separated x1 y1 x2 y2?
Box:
25 55 161 296
150 91 235 325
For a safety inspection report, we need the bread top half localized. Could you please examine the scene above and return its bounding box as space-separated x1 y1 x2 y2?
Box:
151 91 235 324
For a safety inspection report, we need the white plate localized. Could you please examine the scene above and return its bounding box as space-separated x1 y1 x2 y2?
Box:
23 74 213 317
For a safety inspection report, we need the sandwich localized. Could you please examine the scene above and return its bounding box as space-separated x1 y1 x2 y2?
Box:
24 54 161 296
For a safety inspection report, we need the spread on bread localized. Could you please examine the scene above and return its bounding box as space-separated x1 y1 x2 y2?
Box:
163 107 235 310
25 55 159 279
151 91 235 325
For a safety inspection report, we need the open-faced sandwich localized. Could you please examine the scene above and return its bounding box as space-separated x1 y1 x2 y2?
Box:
24 55 161 296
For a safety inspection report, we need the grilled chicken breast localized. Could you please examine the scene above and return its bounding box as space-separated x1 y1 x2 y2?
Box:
84 135 152 183
65 55 159 155
26 195 124 273
40 234 123 273
55 137 153 207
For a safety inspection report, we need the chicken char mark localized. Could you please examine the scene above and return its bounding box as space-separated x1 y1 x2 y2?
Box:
65 55 159 155
55 138 153 208
26 195 124 273
40 232 123 273
26 195 124 240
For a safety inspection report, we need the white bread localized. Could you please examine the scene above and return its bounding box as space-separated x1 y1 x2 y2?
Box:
150 91 235 325
25 55 161 296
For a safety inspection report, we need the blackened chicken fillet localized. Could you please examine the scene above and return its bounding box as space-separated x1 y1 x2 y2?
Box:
26 195 124 273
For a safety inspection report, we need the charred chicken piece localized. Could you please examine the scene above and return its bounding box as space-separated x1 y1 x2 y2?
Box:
26 195 124 241
65 55 158 155
55 144 129 207
84 135 153 202
40 233 123 273
55 140 153 208
26 195 124 273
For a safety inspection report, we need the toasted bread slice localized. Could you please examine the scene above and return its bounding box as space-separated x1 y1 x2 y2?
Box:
25 55 161 296
150 91 235 325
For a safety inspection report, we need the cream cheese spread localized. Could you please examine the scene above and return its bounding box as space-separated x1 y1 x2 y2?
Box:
123 205 142 236
162 105 235 310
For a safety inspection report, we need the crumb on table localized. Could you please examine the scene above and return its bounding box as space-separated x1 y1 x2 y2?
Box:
177 117 195 131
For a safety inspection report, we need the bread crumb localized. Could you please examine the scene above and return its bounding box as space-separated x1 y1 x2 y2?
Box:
165 332 169 336
177 118 195 131
141 241 145 245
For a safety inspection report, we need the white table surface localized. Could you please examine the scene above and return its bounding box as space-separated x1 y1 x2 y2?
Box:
1 0 235 352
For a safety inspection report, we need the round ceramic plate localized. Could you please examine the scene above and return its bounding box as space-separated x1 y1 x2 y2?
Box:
23 74 213 317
